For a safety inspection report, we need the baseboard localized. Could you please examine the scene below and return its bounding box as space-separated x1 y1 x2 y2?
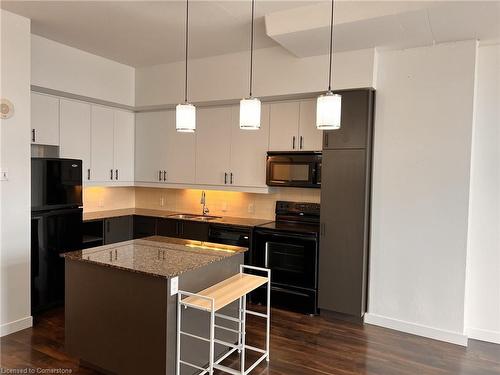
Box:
0 316 33 337
364 313 468 346
466 327 500 345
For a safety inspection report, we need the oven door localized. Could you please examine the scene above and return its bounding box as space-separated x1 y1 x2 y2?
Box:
253 229 318 290
266 153 321 188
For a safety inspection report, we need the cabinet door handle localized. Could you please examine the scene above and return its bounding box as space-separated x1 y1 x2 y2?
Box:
110 169 114 180
106 220 110 233
163 170 166 182
325 133 329 148
292 136 296 150
224 172 228 184
159 170 162 181
300 136 303 149
230 172 233 184
115 169 118 180
32 129 36 142
320 223 326 236
87 169 91 180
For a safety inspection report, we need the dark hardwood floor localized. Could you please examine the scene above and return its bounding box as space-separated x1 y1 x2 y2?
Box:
1 306 499 375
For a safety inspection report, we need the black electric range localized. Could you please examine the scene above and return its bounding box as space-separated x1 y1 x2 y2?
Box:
251 201 320 315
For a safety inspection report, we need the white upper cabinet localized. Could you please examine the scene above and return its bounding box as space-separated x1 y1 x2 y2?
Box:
269 99 323 152
229 104 270 187
31 93 60 146
195 106 232 185
269 101 300 151
298 99 323 151
59 99 91 181
91 106 115 182
165 110 196 184
113 110 135 182
135 111 168 183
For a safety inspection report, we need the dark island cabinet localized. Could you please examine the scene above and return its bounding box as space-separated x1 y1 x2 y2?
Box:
323 89 374 150
104 216 133 245
157 218 209 242
133 216 157 239
319 88 374 319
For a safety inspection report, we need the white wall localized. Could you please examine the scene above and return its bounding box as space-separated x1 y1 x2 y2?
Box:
365 40 477 346
31 35 135 106
136 46 376 106
465 44 500 344
0 10 32 336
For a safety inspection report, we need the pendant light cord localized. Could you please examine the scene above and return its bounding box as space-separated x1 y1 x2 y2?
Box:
328 0 335 92
249 0 255 98
184 0 189 103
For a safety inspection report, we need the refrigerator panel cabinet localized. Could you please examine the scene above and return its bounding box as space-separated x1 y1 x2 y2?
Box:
318 150 369 316
323 90 373 150
31 92 60 146
59 99 91 182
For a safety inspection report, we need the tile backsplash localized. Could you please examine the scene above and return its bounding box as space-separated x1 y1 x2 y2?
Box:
84 187 136 211
134 187 320 220
84 186 320 220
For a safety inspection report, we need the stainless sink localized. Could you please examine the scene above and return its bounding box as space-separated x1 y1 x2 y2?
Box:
168 214 221 221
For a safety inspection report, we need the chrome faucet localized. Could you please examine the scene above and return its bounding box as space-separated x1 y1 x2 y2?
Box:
200 191 210 216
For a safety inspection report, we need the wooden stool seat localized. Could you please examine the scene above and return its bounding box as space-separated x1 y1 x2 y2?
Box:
181 273 268 312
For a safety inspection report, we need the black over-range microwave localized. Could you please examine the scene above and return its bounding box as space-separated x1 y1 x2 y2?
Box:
266 151 322 188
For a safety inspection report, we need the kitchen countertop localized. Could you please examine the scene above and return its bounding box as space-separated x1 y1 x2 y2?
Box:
62 236 247 279
83 208 273 228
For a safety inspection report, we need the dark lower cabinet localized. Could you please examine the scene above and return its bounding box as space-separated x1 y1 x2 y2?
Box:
133 215 157 239
104 216 133 245
179 221 209 241
157 218 209 241
157 218 179 238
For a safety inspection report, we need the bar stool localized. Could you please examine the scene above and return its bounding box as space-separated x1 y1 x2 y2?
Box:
176 265 271 375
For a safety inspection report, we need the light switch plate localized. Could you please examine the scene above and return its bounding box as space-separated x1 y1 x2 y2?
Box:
0 170 8 181
170 277 179 296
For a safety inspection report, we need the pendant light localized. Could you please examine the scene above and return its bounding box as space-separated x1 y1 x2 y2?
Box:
176 0 195 132
239 0 261 130
316 0 342 130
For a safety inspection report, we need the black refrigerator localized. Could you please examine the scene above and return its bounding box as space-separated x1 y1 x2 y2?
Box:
31 158 83 314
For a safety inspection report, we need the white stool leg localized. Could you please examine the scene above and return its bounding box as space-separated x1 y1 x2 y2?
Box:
176 295 181 375
240 296 246 374
266 274 271 362
209 306 215 375
238 296 242 353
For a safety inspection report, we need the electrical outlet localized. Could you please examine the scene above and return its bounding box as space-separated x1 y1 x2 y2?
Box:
221 201 228 211
98 200 104 208
0 170 8 181
247 203 255 214
160 197 165 207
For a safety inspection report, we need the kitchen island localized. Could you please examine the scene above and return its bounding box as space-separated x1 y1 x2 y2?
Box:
62 236 246 375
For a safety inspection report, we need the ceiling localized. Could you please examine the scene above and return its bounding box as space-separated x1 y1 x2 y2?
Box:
2 1 499 68
1 0 321 67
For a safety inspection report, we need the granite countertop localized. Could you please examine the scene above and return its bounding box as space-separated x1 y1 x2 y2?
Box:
83 208 273 228
62 236 247 279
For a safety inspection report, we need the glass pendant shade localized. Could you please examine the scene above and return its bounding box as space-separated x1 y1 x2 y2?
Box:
239 98 261 130
316 92 342 130
176 103 196 132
